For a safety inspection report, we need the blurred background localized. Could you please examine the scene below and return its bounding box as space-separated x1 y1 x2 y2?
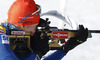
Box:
0 0 100 60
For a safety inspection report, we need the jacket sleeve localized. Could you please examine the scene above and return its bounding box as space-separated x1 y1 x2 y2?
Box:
0 25 18 60
43 50 66 60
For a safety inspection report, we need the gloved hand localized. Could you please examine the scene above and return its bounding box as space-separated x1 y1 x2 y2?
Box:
62 25 88 53
30 31 50 58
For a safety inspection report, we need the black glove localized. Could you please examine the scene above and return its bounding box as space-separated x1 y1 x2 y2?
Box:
30 31 49 58
62 25 88 53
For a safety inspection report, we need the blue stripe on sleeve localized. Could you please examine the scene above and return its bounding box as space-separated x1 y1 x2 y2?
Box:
43 50 66 60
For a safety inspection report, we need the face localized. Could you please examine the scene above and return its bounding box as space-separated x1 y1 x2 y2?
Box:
14 24 38 35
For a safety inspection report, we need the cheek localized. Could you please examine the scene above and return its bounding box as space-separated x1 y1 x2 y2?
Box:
31 28 36 33
25 28 35 31
24 27 36 34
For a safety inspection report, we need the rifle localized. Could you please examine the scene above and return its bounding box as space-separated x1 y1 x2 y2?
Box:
8 18 100 51
37 18 100 50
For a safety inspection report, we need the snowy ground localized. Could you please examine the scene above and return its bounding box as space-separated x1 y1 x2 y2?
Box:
0 0 100 60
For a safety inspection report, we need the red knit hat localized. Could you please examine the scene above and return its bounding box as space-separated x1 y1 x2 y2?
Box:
7 0 41 25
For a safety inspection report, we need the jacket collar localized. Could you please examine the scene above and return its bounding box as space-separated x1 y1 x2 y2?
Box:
2 22 22 35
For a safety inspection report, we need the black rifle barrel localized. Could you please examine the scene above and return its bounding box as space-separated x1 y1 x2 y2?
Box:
63 29 100 33
38 29 100 33
88 30 100 33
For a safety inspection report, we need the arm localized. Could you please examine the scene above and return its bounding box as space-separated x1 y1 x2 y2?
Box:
0 26 18 60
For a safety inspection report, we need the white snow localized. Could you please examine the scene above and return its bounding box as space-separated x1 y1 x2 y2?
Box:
0 0 100 60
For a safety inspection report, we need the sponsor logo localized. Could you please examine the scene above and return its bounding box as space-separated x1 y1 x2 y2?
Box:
18 21 33 24
52 31 68 39
11 31 25 35
1 35 9 44
19 17 34 19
